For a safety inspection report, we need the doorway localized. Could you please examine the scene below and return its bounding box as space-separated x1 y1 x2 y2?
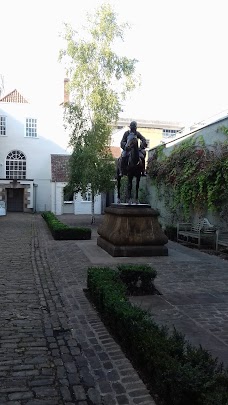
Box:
7 188 24 212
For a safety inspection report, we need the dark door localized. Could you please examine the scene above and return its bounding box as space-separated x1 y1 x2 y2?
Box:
7 188 24 212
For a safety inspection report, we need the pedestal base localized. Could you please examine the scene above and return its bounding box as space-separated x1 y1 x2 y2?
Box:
97 236 168 257
97 204 168 257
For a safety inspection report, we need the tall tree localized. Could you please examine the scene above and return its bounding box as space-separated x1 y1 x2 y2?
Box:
59 2 140 222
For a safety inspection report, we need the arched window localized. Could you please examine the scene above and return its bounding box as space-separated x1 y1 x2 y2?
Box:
6 150 26 179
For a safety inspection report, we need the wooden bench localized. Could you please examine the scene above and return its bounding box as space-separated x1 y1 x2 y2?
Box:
177 218 219 250
217 231 228 251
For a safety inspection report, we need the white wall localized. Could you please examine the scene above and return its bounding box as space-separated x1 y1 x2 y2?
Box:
147 117 228 228
111 127 128 147
51 182 102 215
0 101 69 212
74 192 101 215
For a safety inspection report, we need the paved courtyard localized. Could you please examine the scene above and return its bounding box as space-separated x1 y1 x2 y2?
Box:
0 213 155 405
0 213 228 404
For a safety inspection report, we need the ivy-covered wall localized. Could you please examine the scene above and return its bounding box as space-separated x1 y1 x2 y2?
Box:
146 117 228 230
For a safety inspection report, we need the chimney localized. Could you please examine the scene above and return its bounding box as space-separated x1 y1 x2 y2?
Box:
64 78 70 103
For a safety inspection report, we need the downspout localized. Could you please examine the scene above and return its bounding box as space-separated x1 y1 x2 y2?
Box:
33 184 38 213
55 181 57 214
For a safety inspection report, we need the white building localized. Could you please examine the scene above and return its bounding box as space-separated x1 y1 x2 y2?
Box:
0 82 182 215
0 87 104 215
0 89 66 213
50 154 102 215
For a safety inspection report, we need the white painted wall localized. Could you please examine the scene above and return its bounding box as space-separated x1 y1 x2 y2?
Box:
0 101 69 212
51 182 102 215
74 192 101 214
111 127 128 147
0 99 108 215
147 117 228 229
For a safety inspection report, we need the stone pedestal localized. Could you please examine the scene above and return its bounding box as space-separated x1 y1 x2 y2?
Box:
97 203 168 257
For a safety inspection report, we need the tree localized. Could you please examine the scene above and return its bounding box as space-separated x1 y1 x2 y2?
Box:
59 3 140 222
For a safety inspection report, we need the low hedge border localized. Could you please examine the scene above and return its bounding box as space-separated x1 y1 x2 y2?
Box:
87 266 228 405
42 211 91 240
117 264 157 295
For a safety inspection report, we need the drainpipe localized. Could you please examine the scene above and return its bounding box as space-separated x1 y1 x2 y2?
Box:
55 181 57 214
33 184 38 213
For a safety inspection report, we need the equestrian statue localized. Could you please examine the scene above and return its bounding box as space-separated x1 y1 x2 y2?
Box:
116 121 147 204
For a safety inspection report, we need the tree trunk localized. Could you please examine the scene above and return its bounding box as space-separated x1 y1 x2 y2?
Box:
91 192 95 224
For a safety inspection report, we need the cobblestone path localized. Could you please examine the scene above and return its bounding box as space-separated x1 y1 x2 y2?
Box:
0 213 155 405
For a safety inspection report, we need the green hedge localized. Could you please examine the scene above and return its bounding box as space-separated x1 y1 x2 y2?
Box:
87 266 228 405
117 264 157 295
42 211 91 240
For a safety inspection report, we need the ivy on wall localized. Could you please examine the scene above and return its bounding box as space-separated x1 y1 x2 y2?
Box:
147 129 228 220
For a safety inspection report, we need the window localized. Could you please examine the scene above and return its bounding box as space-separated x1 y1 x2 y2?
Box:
82 191 92 201
162 129 177 139
26 118 37 137
6 150 26 179
63 188 74 202
0 116 6 135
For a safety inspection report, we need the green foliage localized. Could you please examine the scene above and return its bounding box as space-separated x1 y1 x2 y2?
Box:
165 225 177 241
147 135 228 220
42 211 91 240
117 264 157 295
59 4 140 213
138 185 150 204
60 4 140 124
218 126 228 137
66 119 116 197
87 266 228 405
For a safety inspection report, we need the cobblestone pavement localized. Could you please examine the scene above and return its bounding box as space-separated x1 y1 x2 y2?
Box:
59 214 228 368
0 213 155 405
130 243 228 367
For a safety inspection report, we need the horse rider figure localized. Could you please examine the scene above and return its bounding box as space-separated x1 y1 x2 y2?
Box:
119 121 147 177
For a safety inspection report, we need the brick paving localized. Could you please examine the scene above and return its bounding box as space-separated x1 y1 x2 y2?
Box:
59 214 228 367
1 212 228 405
129 244 228 367
0 213 155 405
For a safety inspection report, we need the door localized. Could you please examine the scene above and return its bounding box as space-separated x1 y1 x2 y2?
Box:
7 188 24 212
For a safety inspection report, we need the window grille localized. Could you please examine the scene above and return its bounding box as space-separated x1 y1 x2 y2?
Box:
162 129 177 138
0 116 6 135
26 118 37 137
6 150 26 179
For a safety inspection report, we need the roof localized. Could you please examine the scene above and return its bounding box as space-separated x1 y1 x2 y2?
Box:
51 154 70 182
0 89 28 103
109 146 121 159
51 147 120 182
115 118 184 131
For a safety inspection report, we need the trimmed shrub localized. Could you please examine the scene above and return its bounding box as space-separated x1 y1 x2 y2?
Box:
87 266 228 405
117 264 157 295
42 211 91 240
165 225 177 241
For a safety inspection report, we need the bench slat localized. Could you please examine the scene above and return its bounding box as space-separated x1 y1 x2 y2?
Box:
177 218 217 250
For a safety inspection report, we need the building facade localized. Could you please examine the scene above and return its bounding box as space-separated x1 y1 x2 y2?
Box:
0 88 104 215
0 84 184 215
111 118 184 161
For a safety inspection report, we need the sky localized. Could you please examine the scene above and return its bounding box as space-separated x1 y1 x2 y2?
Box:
1 0 228 128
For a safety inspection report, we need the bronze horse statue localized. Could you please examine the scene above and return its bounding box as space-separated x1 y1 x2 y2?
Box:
116 135 143 204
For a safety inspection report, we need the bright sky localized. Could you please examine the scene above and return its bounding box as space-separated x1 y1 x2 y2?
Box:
1 0 228 127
